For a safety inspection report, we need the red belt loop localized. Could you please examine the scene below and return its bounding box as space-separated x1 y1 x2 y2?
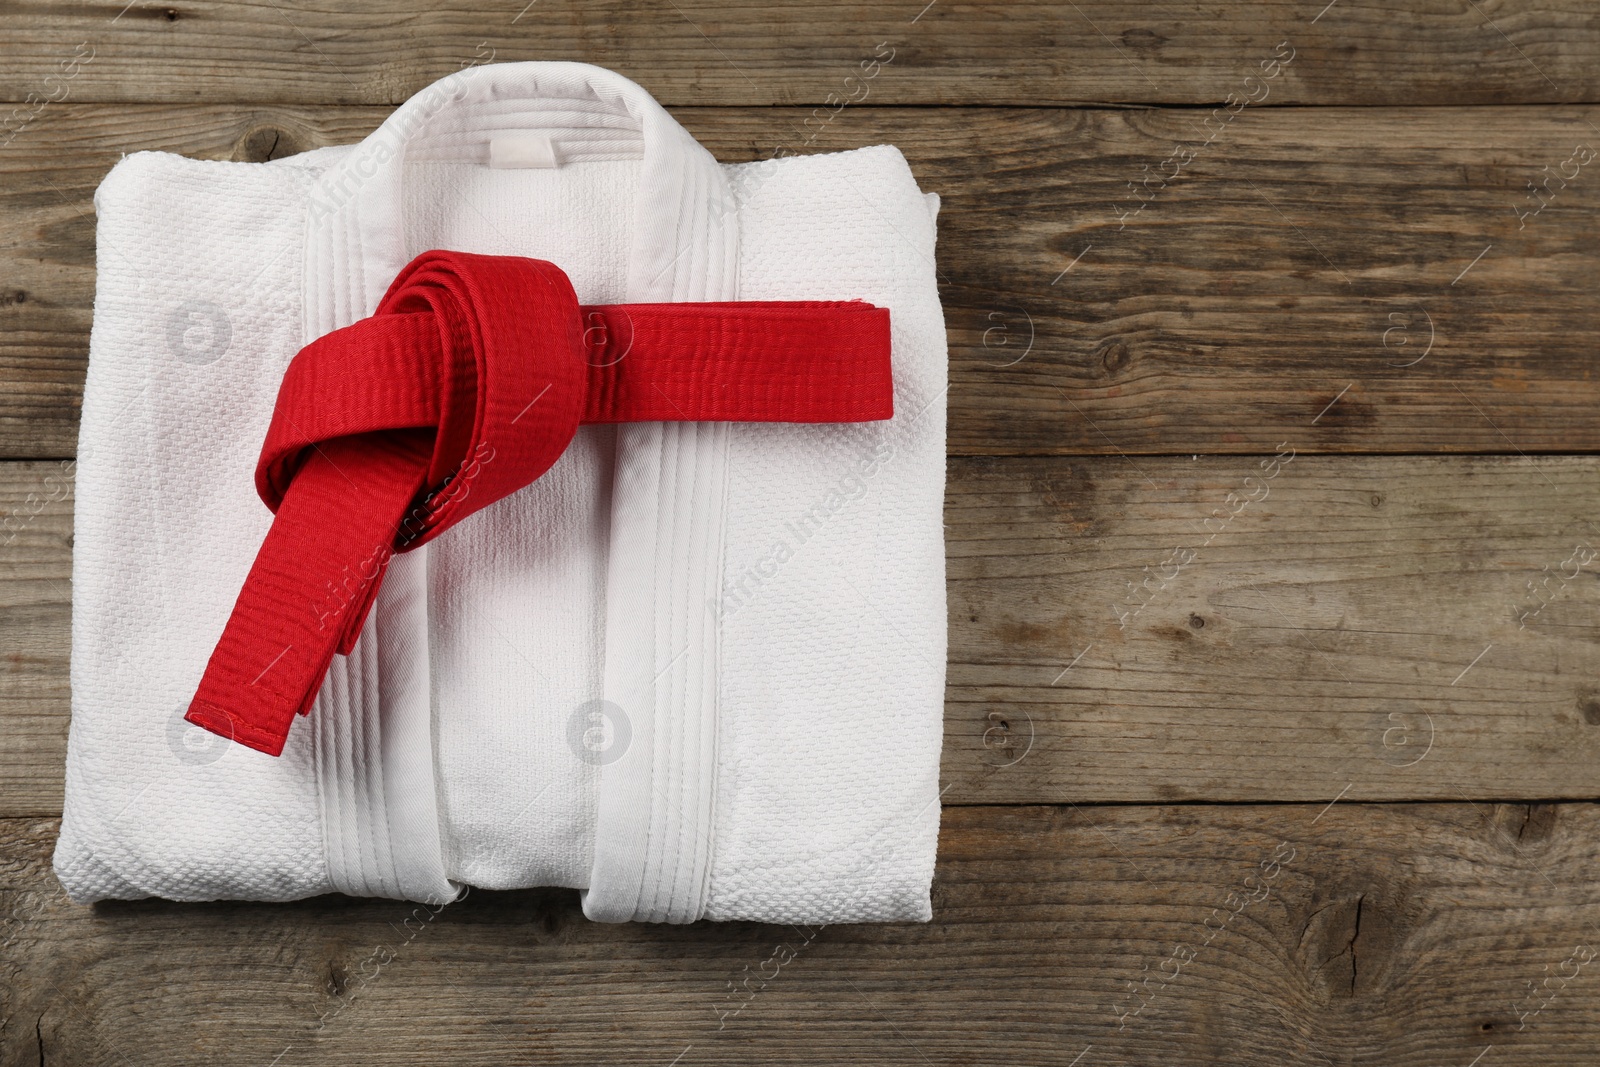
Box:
185 250 893 756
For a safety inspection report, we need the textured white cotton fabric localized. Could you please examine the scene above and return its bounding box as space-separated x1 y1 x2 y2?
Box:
708 150 946 923
56 62 947 923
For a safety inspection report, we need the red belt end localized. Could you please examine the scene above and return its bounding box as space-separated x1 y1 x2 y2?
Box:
185 700 288 758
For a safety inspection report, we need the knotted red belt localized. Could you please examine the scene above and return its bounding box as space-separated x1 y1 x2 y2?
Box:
186 250 893 756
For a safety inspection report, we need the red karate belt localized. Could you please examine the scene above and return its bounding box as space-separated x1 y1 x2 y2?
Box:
186 250 893 756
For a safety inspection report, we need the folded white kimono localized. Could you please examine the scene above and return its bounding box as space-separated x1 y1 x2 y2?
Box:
55 62 947 923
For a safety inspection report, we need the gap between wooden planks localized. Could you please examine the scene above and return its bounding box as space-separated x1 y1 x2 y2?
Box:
4 454 1598 817
2 105 1598 458
3 802 1598 1066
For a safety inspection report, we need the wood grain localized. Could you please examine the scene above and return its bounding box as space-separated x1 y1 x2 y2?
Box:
4 104 1600 458
1 0 1597 107
944 452 1600 805
0 462 72 816
7 454 1600 816
5 802 1599 1065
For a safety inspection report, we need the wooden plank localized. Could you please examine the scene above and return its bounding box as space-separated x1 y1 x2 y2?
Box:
6 454 1600 816
4 104 1600 458
0 0 1596 107
0 462 72 816
944 453 1600 805
5 802 1600 1065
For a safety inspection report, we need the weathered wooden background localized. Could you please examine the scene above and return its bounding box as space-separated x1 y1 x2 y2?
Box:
5 1 1600 1064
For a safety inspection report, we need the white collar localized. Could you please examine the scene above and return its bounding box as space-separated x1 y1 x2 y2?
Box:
303 61 738 338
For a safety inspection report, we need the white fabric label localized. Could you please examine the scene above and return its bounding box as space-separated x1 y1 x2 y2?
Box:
489 133 560 169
